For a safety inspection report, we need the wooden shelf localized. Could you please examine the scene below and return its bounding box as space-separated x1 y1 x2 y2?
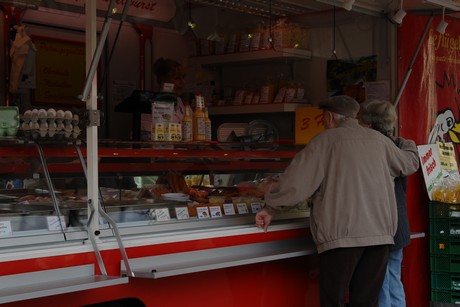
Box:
189 48 311 67
209 103 307 115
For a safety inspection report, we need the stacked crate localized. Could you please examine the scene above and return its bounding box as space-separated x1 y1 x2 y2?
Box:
430 201 460 303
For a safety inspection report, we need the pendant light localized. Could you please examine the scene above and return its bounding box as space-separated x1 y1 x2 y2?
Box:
436 7 448 34
188 0 196 29
343 0 355 11
332 5 337 59
392 0 406 25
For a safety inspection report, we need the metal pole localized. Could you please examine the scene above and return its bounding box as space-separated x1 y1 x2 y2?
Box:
80 0 117 102
394 15 434 107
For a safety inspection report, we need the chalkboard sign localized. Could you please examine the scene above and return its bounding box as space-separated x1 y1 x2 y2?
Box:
32 35 85 107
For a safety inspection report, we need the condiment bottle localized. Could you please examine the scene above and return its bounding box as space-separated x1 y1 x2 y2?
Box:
182 103 193 142
193 95 206 141
204 107 212 141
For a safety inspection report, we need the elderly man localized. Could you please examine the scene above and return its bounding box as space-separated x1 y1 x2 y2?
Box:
255 95 419 307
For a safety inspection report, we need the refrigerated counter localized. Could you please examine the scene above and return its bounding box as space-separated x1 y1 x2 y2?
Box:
0 139 317 307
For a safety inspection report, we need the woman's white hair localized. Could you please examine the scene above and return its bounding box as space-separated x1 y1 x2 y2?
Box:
360 99 397 136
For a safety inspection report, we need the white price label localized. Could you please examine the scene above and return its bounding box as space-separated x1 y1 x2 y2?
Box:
0 221 13 237
210 206 223 218
223 203 236 215
197 207 210 219
175 207 190 220
155 208 171 222
250 202 262 213
236 203 249 214
47 216 66 231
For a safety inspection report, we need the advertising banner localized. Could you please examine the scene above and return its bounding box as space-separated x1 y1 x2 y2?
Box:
52 0 176 22
398 14 460 159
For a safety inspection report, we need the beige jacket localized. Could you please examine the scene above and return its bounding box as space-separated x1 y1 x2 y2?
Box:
265 118 419 253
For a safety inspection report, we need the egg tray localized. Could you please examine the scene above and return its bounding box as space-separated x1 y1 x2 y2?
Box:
17 128 82 141
0 106 19 138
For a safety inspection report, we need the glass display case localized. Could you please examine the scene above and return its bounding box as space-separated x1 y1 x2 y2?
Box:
0 138 309 249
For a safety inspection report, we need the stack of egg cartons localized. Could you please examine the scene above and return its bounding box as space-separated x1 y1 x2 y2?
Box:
20 108 80 139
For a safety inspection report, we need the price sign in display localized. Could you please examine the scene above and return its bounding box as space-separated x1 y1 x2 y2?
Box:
236 203 249 214
0 221 13 237
47 216 66 231
250 202 263 213
155 208 171 222
295 106 324 145
197 207 210 219
223 203 236 215
210 206 223 218
175 207 190 220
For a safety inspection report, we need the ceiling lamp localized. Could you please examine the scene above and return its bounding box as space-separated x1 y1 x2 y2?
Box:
392 0 406 24
343 0 355 11
437 6 448 34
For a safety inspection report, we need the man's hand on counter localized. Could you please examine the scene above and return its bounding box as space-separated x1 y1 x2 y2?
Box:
255 208 273 232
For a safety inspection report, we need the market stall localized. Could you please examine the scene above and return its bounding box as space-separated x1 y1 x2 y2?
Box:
0 0 458 306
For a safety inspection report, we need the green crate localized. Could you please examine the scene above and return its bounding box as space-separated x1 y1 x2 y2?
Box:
431 254 460 273
431 238 460 255
432 272 460 290
431 219 460 237
430 202 460 219
432 290 460 304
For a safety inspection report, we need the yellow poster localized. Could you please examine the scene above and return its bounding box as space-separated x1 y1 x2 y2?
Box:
295 106 324 145
437 141 459 174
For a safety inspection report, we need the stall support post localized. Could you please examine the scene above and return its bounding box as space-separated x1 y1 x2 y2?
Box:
85 0 100 236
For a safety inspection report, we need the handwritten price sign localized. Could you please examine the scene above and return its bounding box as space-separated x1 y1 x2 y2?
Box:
295 106 324 145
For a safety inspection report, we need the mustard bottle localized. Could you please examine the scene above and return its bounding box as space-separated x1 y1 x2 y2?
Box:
193 95 206 141
204 107 212 141
182 104 193 142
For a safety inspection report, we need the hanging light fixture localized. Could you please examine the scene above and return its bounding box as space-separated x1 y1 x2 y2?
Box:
437 7 448 34
187 0 196 29
343 0 355 11
391 0 406 24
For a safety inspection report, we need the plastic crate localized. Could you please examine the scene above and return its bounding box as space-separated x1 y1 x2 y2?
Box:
431 219 460 237
431 254 460 273
432 272 460 290
430 202 460 219
431 237 460 255
432 290 460 304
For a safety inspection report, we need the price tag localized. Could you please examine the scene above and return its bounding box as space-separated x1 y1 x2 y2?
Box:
295 106 324 145
47 216 66 231
210 206 223 218
223 203 236 215
175 207 190 220
250 202 262 213
155 208 171 222
236 203 249 214
197 206 210 219
0 221 13 237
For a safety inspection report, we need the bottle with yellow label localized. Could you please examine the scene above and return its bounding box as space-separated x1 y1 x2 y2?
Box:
182 104 193 142
193 95 206 141
204 107 212 141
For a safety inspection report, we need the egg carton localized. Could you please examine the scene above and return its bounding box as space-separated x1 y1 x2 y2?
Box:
0 106 19 138
19 108 81 140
